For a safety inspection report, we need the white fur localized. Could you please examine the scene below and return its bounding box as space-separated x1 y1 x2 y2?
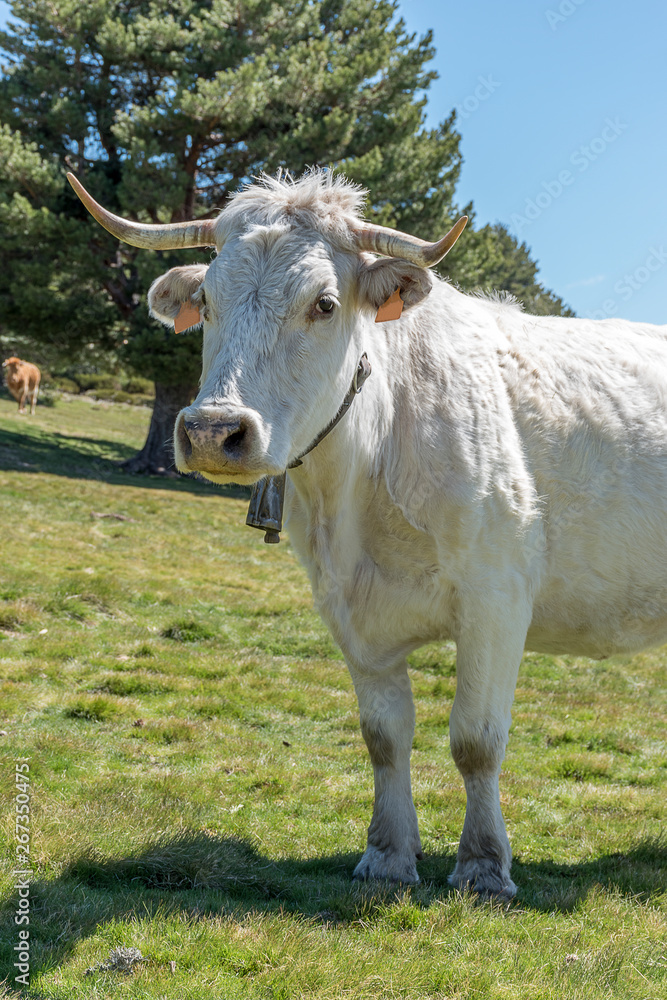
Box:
154 171 667 895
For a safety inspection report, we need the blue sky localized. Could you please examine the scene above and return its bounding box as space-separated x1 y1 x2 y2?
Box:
398 0 666 323
1 1 664 323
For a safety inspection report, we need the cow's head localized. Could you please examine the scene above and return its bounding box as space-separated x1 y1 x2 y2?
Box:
68 171 466 485
2 357 21 371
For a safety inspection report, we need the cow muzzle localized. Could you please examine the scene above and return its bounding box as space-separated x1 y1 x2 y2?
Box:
174 404 264 479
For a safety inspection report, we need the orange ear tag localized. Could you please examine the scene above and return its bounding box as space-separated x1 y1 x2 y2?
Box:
375 287 404 323
174 302 201 334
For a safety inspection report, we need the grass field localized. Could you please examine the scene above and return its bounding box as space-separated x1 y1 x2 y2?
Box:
0 392 665 999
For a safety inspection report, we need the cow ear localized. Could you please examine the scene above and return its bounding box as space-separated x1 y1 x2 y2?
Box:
148 264 209 331
357 257 433 316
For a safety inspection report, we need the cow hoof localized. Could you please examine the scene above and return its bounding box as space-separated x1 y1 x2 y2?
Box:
448 859 517 900
352 845 420 884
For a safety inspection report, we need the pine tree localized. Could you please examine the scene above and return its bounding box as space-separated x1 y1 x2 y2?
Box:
0 0 570 473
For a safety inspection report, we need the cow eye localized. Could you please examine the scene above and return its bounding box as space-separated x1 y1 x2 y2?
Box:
316 296 335 314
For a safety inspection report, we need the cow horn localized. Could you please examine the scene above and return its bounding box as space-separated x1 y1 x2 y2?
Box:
66 173 217 250
353 215 468 267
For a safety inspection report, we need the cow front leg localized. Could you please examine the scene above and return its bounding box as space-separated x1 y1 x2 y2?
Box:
448 596 530 898
351 662 422 883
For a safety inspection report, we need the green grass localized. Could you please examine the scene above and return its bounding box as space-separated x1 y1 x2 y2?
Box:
0 394 665 999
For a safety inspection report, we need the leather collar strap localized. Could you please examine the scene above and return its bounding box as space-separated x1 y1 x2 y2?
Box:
246 353 372 543
288 353 371 468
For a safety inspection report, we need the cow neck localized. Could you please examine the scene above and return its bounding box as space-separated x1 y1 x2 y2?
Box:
246 353 372 543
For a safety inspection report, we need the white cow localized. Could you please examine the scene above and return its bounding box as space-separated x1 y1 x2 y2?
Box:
69 169 667 897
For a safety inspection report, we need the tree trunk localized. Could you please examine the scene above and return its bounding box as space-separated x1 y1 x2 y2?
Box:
121 379 197 475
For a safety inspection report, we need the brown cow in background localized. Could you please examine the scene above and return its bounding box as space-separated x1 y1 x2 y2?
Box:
2 357 41 415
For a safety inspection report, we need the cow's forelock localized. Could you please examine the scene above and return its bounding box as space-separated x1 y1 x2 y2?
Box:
212 169 367 251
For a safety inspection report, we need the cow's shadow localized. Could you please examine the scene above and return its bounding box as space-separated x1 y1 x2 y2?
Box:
1 831 664 987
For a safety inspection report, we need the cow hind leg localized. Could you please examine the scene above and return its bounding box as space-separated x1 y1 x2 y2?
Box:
448 592 530 898
350 661 422 883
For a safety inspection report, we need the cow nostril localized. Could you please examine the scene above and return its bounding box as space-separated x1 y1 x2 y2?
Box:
223 421 247 457
176 413 193 462
176 411 254 471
